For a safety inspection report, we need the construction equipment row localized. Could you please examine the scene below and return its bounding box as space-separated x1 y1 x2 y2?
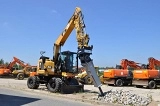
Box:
102 57 160 89
0 57 36 80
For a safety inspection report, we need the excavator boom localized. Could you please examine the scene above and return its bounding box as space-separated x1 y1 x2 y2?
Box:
8 57 28 69
53 7 89 62
121 59 142 69
148 57 160 69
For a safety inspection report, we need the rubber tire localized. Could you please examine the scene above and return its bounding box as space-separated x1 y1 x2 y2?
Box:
84 76 93 84
135 85 143 88
27 76 39 89
148 80 156 89
47 78 62 93
115 79 123 86
17 73 24 80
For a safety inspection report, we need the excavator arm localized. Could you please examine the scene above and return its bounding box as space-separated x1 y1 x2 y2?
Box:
120 59 142 69
53 7 89 62
148 57 160 69
53 7 104 96
7 57 28 69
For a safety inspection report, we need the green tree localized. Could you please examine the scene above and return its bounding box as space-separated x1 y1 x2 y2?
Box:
13 64 25 70
13 64 18 68
18 65 24 70
0 59 4 65
5 62 9 66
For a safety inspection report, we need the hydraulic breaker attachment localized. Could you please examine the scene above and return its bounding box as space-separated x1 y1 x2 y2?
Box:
78 46 104 96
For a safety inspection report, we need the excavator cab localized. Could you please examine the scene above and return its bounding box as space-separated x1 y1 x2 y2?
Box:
116 65 122 69
60 51 78 73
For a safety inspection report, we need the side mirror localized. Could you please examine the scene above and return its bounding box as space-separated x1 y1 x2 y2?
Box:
40 51 46 56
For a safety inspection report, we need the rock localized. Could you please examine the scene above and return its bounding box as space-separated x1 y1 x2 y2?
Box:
94 89 152 106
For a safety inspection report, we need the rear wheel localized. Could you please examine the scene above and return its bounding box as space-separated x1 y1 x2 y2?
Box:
17 73 24 80
27 76 39 89
47 78 62 93
148 80 156 89
115 79 123 86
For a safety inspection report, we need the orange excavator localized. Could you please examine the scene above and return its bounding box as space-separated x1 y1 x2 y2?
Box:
0 57 20 76
10 57 31 80
0 65 11 76
0 57 28 78
102 59 142 86
9 57 29 68
133 57 160 89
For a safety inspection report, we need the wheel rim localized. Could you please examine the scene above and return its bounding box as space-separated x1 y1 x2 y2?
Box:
117 80 122 86
87 78 92 84
20 75 23 78
118 82 122 86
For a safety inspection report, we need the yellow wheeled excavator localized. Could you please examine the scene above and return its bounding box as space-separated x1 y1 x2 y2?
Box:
27 7 104 95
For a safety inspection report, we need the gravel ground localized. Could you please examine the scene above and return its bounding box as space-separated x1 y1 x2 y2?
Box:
0 78 160 106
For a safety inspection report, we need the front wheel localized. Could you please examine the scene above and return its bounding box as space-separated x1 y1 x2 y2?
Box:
17 73 24 80
148 80 156 89
27 76 39 89
115 79 123 86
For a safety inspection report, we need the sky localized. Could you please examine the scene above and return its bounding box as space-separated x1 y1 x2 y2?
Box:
0 0 160 67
